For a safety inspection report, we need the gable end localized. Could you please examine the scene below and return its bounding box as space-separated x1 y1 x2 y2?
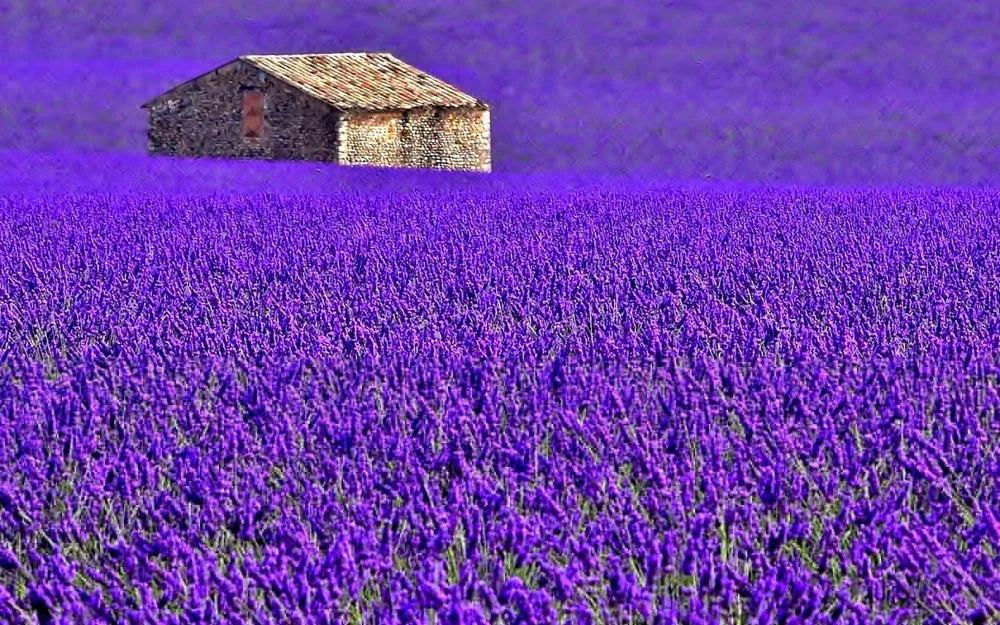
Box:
140 59 345 112
140 59 241 109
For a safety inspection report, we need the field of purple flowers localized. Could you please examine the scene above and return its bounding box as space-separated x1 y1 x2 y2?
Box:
2 0 1000 623
2 188 999 623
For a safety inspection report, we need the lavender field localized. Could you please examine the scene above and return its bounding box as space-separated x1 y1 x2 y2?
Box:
2 190 999 623
2 0 1000 187
2 1 1000 624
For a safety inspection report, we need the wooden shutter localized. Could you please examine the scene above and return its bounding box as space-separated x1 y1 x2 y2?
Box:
242 91 264 138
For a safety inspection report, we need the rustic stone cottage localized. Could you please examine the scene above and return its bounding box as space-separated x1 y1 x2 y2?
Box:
140 53 491 172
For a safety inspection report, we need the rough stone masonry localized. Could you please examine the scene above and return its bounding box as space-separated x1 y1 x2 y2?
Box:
143 56 491 172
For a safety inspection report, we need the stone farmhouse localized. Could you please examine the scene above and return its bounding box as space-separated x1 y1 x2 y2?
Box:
140 53 491 172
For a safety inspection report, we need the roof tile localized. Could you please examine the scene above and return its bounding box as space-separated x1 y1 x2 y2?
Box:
240 53 486 111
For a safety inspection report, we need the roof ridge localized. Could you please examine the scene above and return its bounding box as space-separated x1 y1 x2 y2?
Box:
240 52 395 58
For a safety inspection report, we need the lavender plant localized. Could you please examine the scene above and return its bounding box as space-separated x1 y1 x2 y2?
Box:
1 188 998 623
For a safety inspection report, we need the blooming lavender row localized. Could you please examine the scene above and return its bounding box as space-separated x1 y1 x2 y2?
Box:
1 188 998 624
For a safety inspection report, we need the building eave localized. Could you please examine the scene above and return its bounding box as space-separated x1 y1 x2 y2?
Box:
237 56 346 113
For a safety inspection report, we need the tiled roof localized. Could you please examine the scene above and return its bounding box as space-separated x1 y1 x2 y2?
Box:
241 53 486 110
140 53 488 111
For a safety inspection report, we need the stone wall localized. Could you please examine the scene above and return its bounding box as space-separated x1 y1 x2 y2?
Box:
335 112 403 166
436 109 490 172
338 107 491 172
146 60 339 162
